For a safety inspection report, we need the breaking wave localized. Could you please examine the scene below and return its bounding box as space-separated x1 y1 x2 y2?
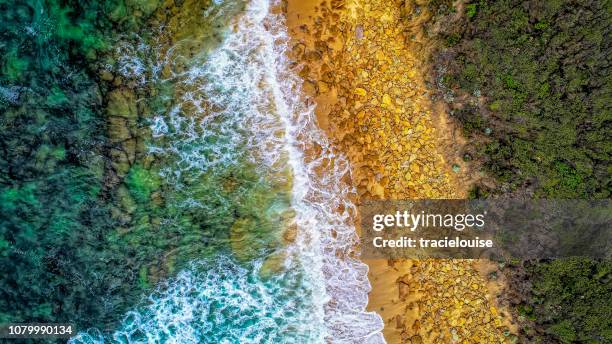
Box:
70 0 384 342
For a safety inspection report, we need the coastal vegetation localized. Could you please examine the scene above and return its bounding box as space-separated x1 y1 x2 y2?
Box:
430 0 610 199
426 0 611 342
524 258 611 343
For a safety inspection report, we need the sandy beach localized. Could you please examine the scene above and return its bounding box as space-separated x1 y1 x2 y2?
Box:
284 0 517 342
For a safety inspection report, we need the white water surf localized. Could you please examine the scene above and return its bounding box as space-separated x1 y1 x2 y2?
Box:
71 0 384 342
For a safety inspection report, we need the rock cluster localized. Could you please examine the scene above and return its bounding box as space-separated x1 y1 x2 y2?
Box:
289 0 456 200
391 259 516 343
286 0 515 342
107 88 141 181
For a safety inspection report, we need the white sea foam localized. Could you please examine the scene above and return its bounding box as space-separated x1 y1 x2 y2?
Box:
71 0 384 342
251 0 385 341
71 257 325 343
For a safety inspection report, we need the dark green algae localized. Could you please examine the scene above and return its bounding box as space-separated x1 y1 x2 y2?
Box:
0 0 278 337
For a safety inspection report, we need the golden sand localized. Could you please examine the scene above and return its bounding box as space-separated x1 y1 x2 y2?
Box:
284 0 516 342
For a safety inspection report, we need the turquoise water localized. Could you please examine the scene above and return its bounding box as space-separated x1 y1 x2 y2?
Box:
70 0 384 342
71 257 322 343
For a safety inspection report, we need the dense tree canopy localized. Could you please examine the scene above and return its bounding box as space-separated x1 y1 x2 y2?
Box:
429 1 611 342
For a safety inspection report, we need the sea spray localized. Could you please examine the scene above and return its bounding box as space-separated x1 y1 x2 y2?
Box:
71 0 384 342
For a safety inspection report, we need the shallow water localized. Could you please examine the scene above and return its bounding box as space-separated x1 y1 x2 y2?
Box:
70 0 384 342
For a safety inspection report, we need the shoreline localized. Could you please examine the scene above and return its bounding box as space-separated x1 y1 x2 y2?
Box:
284 0 516 342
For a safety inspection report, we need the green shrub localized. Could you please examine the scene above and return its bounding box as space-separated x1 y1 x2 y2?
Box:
530 259 612 343
429 1 612 342
465 3 477 19
433 0 611 198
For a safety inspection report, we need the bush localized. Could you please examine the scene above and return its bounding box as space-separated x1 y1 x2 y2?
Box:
530 259 612 343
432 0 611 198
429 1 611 343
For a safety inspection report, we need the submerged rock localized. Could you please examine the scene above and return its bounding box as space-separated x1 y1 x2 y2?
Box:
259 251 288 280
107 88 138 119
106 88 139 179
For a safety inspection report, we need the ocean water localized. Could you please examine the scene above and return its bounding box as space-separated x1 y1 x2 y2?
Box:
70 0 384 342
